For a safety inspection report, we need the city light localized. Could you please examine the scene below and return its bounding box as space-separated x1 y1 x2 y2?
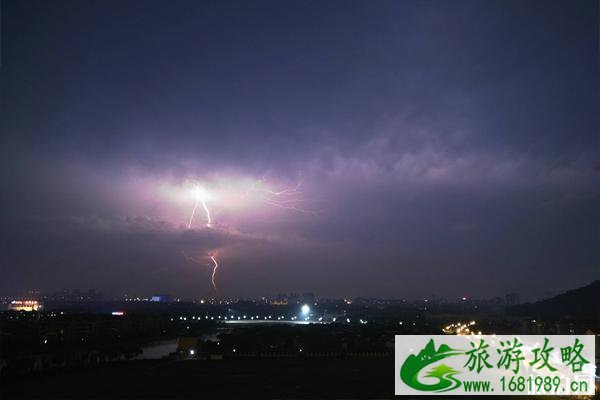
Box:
301 304 310 316
442 320 484 335
8 300 42 311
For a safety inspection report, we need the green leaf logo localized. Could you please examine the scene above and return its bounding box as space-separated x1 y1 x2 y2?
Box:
400 339 464 392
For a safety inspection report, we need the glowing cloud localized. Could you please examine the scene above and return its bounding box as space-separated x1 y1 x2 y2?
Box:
168 175 316 293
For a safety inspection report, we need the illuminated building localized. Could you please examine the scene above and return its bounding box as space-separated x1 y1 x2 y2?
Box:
8 300 42 311
150 294 171 303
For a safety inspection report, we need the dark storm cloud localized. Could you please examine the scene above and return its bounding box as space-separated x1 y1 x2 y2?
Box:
0 214 282 296
1 0 598 298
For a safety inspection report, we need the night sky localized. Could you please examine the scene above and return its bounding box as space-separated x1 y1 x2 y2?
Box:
1 1 598 299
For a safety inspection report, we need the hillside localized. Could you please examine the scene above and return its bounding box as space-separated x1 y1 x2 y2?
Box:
507 280 600 318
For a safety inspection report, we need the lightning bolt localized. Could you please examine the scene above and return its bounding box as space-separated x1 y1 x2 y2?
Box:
264 180 302 196
246 179 316 214
182 176 313 293
184 184 220 291
187 199 199 229
182 251 220 292
187 185 212 229
210 255 219 291
201 198 212 227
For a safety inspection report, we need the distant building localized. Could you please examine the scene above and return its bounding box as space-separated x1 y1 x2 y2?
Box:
150 294 171 303
505 293 520 306
8 300 42 311
271 293 289 305
288 293 300 304
302 292 316 304
43 289 104 302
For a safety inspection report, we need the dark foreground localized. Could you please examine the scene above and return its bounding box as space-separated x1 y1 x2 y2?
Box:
3 356 588 400
0 357 536 399
2 358 397 399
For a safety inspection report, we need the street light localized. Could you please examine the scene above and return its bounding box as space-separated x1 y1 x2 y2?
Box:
301 304 310 316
